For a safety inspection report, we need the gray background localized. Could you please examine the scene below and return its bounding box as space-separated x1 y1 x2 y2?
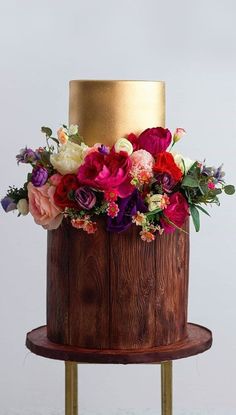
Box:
0 0 236 414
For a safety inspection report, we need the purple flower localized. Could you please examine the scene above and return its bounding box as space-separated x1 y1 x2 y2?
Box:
214 164 225 181
155 173 177 193
16 147 38 164
107 189 148 232
98 144 110 155
202 163 225 182
1 196 17 212
31 166 48 187
74 186 96 210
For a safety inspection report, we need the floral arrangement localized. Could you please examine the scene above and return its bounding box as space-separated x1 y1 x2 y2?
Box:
1 124 234 242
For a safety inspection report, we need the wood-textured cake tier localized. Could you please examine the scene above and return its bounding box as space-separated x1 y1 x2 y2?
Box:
47 217 189 349
46 80 190 350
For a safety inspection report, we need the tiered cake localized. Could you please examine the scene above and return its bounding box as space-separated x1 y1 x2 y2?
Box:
46 80 190 350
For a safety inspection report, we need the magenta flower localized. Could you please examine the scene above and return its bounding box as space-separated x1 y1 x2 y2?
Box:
77 150 134 197
160 192 189 233
138 127 172 156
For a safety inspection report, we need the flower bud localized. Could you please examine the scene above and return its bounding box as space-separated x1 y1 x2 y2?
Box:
173 128 186 143
114 138 133 155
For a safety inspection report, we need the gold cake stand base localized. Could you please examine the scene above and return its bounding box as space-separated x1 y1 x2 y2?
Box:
26 323 212 415
65 360 172 415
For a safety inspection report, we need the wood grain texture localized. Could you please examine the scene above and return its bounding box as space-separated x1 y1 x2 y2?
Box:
155 219 189 345
26 323 213 364
68 223 110 348
47 217 190 350
109 225 156 349
47 222 69 344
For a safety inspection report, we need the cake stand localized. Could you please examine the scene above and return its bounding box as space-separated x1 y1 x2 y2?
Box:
26 322 212 415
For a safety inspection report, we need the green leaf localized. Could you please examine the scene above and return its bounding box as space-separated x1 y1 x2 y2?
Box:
50 136 59 145
211 188 222 196
145 208 162 216
69 133 83 144
198 183 208 195
188 161 198 174
41 126 52 137
224 185 235 195
190 204 200 232
195 204 211 217
181 176 199 187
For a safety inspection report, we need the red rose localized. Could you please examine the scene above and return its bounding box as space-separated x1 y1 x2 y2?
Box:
153 152 183 183
160 192 189 233
54 174 79 209
138 127 172 156
127 132 139 151
77 150 134 197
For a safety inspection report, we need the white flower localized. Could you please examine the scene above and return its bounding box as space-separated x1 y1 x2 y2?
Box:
68 124 79 136
17 199 29 215
147 194 169 211
114 138 133 155
172 153 195 173
50 141 88 175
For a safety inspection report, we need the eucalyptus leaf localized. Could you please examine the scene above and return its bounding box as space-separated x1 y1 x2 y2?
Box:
190 204 200 232
50 136 59 145
224 185 235 195
41 126 52 137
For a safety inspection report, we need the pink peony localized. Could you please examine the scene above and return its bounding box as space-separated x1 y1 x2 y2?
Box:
138 127 172 156
160 192 189 233
77 150 134 197
27 182 63 230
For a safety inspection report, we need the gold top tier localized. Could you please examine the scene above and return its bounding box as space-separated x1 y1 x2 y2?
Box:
69 80 165 147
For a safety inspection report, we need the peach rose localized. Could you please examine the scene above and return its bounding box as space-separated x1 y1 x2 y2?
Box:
27 182 63 230
57 127 68 145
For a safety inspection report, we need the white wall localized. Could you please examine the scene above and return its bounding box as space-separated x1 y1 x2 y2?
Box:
0 1 235 414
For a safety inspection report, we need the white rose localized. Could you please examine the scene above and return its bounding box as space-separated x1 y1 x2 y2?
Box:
68 124 79 136
172 153 195 173
50 141 88 175
17 199 29 215
114 138 133 155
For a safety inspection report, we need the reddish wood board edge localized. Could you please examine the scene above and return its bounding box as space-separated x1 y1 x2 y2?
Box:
26 323 212 364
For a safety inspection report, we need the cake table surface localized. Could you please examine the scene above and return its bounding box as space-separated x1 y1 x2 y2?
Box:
26 323 212 364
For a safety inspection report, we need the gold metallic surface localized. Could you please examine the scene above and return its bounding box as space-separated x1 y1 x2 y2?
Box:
69 80 165 146
65 362 78 415
161 361 173 415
